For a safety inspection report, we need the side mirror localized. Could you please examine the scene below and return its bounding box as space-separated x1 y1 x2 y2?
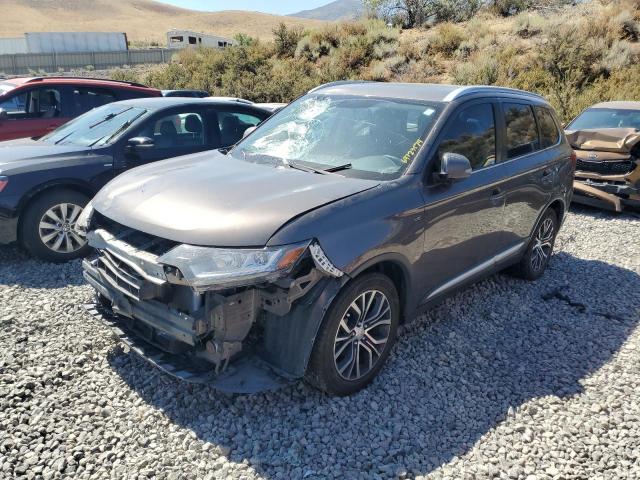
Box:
435 152 472 182
242 126 257 139
0 108 8 121
126 136 154 149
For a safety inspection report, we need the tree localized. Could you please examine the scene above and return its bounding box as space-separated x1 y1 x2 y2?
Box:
363 0 481 27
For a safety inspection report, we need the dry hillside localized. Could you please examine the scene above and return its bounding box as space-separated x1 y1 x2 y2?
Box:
0 0 326 43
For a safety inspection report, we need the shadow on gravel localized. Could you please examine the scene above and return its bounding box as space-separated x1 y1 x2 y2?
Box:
104 251 639 478
0 244 85 288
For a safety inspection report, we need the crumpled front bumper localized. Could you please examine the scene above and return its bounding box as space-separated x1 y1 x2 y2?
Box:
82 258 294 393
573 159 640 212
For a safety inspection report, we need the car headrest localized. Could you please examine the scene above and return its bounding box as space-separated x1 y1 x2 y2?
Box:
184 114 203 134
159 120 178 136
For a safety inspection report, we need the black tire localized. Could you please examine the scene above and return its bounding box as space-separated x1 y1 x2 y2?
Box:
509 208 558 281
305 273 400 396
20 189 90 263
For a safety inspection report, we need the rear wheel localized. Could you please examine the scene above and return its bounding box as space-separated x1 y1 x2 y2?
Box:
20 189 90 263
509 209 558 281
305 273 399 396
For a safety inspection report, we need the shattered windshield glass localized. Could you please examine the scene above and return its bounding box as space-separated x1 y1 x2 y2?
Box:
231 95 442 180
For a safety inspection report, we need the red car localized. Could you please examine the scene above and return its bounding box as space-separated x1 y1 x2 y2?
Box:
0 77 161 142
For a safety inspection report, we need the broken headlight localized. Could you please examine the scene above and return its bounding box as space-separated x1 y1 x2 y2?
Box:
158 241 310 289
74 200 94 236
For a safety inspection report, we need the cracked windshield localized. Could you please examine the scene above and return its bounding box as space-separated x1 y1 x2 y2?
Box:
231 95 441 180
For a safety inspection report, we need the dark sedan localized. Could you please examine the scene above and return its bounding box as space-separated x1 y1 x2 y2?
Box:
0 97 272 262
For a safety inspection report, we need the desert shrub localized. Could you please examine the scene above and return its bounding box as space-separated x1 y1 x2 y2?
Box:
455 40 476 59
489 0 531 17
273 23 304 58
596 40 635 75
466 15 492 40
512 12 546 38
612 10 640 41
423 23 466 56
451 51 499 84
110 68 141 84
397 58 445 83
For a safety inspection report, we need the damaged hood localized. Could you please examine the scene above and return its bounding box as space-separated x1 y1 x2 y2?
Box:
92 150 379 247
566 128 640 154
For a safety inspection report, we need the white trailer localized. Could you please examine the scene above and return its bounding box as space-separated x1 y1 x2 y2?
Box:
24 32 128 53
167 30 235 49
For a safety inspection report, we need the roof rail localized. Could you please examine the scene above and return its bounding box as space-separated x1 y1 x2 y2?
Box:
443 85 545 102
25 76 150 89
308 80 373 93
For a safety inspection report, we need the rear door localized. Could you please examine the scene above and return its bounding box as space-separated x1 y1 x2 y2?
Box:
419 99 514 302
69 86 117 117
497 101 560 247
0 85 73 140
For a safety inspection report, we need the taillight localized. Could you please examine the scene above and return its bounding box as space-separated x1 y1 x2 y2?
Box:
569 151 577 171
0 176 8 193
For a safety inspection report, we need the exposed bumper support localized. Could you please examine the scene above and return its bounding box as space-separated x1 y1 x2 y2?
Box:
84 302 294 393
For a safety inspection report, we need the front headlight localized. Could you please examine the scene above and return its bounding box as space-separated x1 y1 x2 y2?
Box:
74 200 94 236
158 241 310 289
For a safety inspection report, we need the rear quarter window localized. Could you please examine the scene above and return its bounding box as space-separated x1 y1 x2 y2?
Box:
503 103 539 159
534 106 560 149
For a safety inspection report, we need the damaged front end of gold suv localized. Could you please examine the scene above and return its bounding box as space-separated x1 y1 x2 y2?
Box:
566 128 640 212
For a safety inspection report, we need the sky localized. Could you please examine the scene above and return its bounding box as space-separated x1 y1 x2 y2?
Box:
157 1 333 15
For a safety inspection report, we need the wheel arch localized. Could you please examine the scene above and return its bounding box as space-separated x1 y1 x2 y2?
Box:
16 180 95 239
348 254 413 322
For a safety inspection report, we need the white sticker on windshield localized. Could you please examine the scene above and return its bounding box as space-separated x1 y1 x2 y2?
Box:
423 108 436 116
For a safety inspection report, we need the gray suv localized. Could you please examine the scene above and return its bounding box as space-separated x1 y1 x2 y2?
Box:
80 82 574 396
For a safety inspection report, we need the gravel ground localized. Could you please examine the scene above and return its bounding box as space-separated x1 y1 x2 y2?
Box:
1 206 639 480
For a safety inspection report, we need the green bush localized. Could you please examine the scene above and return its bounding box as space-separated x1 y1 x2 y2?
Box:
451 51 499 85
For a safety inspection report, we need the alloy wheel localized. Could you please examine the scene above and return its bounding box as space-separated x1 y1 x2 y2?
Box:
38 203 86 253
530 217 554 272
333 289 392 381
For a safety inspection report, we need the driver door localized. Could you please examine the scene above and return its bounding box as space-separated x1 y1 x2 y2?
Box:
113 106 210 175
417 100 513 304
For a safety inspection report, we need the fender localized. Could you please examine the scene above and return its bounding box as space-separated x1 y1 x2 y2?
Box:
17 178 96 214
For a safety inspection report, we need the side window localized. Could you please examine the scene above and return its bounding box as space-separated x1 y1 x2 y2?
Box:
534 106 560 149
438 103 496 171
0 91 28 116
504 103 539 159
30 88 64 118
137 111 206 149
218 111 263 147
72 88 116 115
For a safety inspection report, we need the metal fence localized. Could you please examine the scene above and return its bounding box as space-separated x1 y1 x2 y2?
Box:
0 48 174 75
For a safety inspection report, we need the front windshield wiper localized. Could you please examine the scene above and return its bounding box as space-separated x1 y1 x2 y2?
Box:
53 131 75 145
89 108 133 129
323 163 352 173
89 111 147 147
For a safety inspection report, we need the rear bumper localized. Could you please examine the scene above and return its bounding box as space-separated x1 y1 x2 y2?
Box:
0 214 18 244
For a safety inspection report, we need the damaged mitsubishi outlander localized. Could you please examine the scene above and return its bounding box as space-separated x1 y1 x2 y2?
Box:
80 82 574 396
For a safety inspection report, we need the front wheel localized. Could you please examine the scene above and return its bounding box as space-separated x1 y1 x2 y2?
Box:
509 208 558 281
20 189 90 263
305 273 400 396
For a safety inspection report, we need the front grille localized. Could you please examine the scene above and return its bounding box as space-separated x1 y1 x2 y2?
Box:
97 249 146 300
576 159 636 175
93 212 177 256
